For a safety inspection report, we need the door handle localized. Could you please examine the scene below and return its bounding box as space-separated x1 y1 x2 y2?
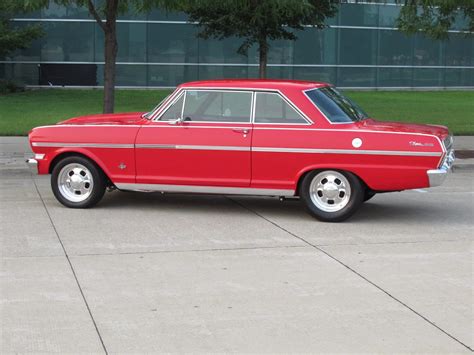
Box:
232 129 249 134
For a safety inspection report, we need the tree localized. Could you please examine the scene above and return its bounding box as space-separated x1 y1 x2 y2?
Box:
34 0 175 113
0 1 44 58
180 0 338 78
397 0 473 39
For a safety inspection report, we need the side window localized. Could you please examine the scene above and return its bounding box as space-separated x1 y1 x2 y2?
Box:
254 92 307 124
159 93 184 121
182 90 252 123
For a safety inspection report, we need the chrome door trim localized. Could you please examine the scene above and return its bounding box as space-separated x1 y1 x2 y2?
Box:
252 147 442 156
115 183 295 196
31 142 134 148
135 144 251 151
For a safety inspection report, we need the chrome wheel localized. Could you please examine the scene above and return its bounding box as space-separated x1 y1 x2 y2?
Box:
309 170 351 213
57 163 94 202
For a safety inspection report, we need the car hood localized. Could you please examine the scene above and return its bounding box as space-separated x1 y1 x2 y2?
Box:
357 119 449 139
57 112 146 126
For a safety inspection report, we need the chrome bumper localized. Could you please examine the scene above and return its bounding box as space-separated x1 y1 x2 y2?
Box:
427 149 455 187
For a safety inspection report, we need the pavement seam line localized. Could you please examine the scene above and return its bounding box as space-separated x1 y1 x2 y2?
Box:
71 245 307 257
31 174 109 355
227 197 473 352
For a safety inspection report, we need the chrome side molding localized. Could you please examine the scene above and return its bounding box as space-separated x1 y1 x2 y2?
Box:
115 183 295 197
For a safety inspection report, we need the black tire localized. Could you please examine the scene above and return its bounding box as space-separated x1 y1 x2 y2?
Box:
363 190 376 202
300 169 364 222
51 156 106 208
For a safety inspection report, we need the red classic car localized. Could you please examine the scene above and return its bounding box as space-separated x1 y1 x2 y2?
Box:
28 79 454 221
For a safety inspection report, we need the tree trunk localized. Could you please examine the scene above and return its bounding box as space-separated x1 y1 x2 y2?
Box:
103 29 117 113
102 0 118 113
258 36 268 79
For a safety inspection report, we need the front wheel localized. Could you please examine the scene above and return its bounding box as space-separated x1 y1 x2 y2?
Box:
51 156 106 208
300 170 364 222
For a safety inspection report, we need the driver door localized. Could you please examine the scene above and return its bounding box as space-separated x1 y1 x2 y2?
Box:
135 89 253 187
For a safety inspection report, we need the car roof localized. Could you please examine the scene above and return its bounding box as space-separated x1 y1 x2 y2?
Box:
179 79 329 90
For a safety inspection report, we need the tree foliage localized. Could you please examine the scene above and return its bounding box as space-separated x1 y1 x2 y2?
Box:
0 1 44 58
179 0 338 78
397 0 474 39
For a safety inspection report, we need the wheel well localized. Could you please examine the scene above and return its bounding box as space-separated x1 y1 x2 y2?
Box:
296 168 370 196
49 152 112 185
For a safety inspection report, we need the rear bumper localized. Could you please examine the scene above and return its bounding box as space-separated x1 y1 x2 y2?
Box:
427 168 449 187
427 149 455 187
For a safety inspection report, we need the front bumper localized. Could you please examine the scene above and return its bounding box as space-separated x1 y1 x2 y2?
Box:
427 149 455 187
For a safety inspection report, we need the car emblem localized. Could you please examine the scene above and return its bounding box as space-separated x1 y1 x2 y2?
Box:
118 162 127 170
409 141 434 147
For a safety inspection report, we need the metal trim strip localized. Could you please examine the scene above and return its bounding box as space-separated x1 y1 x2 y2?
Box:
31 142 134 148
252 147 442 157
115 183 295 196
31 142 441 156
2 60 473 69
135 144 251 151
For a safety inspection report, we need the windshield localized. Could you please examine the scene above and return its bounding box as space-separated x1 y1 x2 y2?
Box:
305 87 368 123
143 94 171 119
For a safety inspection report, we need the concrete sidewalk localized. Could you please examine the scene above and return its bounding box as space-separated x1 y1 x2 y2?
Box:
1 136 473 353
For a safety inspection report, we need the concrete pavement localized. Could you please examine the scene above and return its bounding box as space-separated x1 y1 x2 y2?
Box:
1 137 473 353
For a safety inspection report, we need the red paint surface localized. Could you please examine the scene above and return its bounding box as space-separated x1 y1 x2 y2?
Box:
29 80 449 192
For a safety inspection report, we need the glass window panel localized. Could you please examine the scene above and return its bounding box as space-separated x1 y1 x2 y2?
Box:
41 22 94 62
97 65 147 86
445 33 472 66
378 30 413 65
95 23 146 62
413 68 444 87
254 92 306 124
414 34 444 66
378 4 401 27
198 66 249 80
377 68 413 87
305 87 368 123
293 28 337 65
293 67 336 85
94 0 147 20
41 2 89 19
148 9 188 21
337 67 376 87
339 4 378 27
259 66 292 80
8 22 42 61
5 63 39 85
339 28 377 65
198 36 247 64
268 38 294 64
148 65 198 86
183 90 252 122
324 10 338 26
160 94 184 120
147 24 198 63
445 69 473 87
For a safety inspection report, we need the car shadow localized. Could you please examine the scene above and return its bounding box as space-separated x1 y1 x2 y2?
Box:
95 191 461 224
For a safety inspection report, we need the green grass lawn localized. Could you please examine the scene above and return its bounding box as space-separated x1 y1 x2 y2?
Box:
0 89 472 135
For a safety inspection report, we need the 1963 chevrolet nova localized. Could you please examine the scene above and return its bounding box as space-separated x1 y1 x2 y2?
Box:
28 79 454 221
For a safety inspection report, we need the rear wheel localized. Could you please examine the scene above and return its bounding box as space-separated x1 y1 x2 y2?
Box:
300 170 364 222
51 156 106 208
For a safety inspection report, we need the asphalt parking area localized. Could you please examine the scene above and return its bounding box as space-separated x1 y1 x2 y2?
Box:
1 138 473 353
